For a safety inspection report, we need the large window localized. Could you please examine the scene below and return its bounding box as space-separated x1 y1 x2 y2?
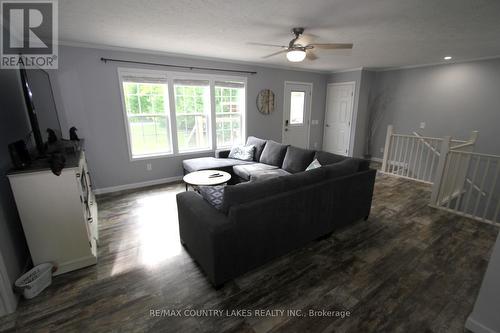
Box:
215 81 245 148
119 69 246 159
121 76 172 158
174 80 211 152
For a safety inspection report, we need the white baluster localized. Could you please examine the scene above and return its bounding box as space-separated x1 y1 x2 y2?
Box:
381 125 393 173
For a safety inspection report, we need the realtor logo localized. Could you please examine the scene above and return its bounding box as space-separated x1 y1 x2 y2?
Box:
1 0 58 69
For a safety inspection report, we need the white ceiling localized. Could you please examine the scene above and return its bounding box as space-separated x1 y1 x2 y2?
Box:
59 0 500 72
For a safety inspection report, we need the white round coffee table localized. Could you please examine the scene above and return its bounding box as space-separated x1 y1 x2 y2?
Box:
183 170 231 191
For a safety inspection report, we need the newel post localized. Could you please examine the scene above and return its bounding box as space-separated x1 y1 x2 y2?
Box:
469 130 479 151
430 136 451 205
381 125 394 172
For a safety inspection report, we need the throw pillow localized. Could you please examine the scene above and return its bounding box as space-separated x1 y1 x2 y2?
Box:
314 151 346 165
198 185 225 210
228 145 255 161
282 146 316 173
259 140 288 167
246 136 267 161
306 158 322 171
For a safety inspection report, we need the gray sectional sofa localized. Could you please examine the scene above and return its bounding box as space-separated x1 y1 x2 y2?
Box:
177 136 376 287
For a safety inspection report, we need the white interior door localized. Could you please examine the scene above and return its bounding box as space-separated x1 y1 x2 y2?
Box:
323 82 355 156
283 82 312 149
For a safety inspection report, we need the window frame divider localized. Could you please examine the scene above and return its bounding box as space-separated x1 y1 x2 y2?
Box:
209 79 217 152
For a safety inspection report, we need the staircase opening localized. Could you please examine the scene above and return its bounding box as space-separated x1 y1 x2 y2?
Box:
380 125 500 226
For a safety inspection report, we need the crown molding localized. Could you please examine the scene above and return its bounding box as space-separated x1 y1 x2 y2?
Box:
329 67 364 74
58 40 331 75
373 55 500 72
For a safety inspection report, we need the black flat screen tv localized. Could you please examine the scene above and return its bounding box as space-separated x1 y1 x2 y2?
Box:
19 66 62 157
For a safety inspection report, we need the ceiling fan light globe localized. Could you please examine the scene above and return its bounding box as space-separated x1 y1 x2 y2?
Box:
286 50 306 62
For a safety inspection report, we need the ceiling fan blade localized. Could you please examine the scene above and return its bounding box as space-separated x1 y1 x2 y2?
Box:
295 33 317 47
262 49 288 59
309 43 353 50
247 42 287 48
306 51 318 61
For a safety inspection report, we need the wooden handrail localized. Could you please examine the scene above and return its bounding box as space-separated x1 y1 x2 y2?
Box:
451 141 475 150
412 132 441 157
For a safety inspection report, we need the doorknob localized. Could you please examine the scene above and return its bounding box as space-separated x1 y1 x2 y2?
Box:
325 124 330 127
285 120 289 126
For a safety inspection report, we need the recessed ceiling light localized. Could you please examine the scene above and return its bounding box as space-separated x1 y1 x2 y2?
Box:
444 56 452 60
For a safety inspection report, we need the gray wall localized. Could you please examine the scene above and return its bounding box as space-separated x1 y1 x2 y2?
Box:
370 58 500 159
54 46 328 189
0 70 31 311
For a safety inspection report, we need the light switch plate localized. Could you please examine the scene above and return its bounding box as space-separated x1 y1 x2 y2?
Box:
420 122 426 129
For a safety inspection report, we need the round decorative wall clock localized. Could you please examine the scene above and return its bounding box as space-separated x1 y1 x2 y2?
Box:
256 89 275 114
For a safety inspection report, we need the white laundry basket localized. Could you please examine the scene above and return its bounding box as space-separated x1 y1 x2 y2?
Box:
15 263 53 299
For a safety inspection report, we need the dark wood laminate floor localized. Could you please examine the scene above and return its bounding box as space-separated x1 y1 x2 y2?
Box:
1 173 498 333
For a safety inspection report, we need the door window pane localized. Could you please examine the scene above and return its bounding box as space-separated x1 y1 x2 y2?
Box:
173 79 211 152
215 81 245 148
122 82 172 158
290 91 305 125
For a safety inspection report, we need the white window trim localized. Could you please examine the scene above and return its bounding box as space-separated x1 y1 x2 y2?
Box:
117 68 247 161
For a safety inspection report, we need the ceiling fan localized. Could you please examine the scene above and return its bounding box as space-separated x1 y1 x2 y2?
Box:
250 27 353 62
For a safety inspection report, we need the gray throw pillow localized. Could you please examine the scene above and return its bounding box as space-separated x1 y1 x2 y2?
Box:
228 145 255 161
282 146 316 173
246 136 267 161
259 140 288 167
198 185 225 210
314 151 347 165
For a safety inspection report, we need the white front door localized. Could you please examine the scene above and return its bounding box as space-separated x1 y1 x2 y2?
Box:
283 82 312 149
323 82 355 156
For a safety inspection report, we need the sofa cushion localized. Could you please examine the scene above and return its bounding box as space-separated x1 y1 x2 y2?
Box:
282 146 315 174
198 185 225 210
246 136 267 161
233 163 278 181
314 151 347 165
228 145 255 161
281 166 328 191
182 157 254 173
251 168 291 182
323 158 359 178
222 177 285 213
259 140 288 167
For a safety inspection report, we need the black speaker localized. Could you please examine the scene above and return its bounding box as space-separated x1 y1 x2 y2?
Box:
8 140 31 169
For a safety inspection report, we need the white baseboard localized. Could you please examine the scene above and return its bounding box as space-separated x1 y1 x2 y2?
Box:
93 176 183 195
466 316 498 333
370 157 383 163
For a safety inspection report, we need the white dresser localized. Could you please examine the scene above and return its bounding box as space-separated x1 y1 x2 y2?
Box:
7 148 98 276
